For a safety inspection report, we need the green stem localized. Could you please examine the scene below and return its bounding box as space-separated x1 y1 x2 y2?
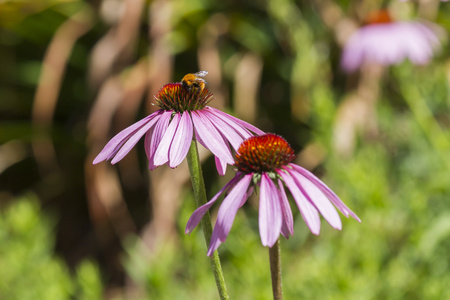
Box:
269 239 283 300
186 139 229 300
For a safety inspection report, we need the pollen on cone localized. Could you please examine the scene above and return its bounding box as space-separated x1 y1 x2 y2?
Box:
235 134 295 174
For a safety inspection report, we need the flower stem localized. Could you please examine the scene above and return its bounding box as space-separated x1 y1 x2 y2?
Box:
269 239 283 300
186 139 229 300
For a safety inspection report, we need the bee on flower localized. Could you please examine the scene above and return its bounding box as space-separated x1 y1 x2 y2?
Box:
93 71 263 175
181 71 208 94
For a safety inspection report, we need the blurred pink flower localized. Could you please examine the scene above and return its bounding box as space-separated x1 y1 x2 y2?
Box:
185 134 360 256
400 0 448 2
93 82 263 175
341 12 441 72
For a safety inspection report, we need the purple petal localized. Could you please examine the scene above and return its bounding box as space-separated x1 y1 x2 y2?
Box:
259 174 282 247
93 111 162 164
153 113 181 167
405 22 440 65
204 109 252 139
289 164 361 222
144 126 155 161
198 109 245 150
147 110 172 169
168 112 193 168
205 107 265 136
207 236 223 257
207 174 253 256
109 112 162 164
215 156 227 176
278 169 321 235
191 111 234 164
341 21 440 72
278 179 294 238
287 167 342 230
185 174 243 234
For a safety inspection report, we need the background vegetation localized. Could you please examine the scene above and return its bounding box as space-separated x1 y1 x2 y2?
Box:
1 0 450 299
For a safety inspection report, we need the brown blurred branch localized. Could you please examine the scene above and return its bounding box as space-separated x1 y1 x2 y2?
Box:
146 0 174 106
198 13 230 110
31 5 93 176
333 64 384 156
86 58 149 246
86 0 147 253
312 0 357 46
233 53 263 125
139 0 178 253
89 0 145 89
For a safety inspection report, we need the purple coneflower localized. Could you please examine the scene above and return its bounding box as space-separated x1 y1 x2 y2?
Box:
93 81 263 174
399 0 448 2
186 134 360 256
341 10 441 72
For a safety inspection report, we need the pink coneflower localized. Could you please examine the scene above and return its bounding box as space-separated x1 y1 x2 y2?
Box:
93 80 263 174
399 0 448 2
341 10 441 72
186 134 360 256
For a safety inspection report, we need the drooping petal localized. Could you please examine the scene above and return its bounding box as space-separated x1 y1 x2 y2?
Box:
196 125 232 175
206 107 265 136
191 111 234 164
287 167 342 230
207 235 223 257
201 109 250 149
148 110 172 169
259 173 282 247
289 164 361 222
277 179 294 238
109 112 163 164
215 156 227 176
153 112 181 167
144 126 155 161
278 169 321 235
168 112 193 168
93 111 162 164
185 174 243 234
207 174 253 256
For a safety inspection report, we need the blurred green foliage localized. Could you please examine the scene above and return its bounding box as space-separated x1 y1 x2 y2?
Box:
0 194 103 300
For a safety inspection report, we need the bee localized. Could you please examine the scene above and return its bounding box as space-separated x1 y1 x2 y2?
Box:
181 71 208 93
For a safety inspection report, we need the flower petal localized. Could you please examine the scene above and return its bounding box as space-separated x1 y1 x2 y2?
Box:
144 126 155 161
191 111 234 164
278 179 294 238
206 107 265 137
153 112 181 167
168 112 193 168
207 174 253 256
215 156 227 176
93 111 162 164
147 110 172 169
108 112 162 164
185 174 243 234
278 169 321 235
287 167 342 230
200 109 249 150
259 173 282 247
341 21 440 72
289 164 360 222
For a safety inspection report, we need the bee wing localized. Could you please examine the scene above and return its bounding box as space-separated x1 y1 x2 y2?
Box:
194 71 208 78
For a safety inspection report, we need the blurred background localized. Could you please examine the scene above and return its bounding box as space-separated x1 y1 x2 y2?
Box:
1 0 450 299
